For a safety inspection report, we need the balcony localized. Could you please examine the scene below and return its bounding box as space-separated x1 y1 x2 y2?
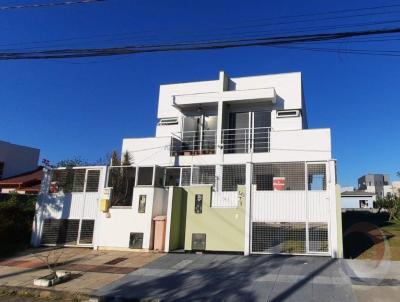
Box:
170 130 217 156
222 127 271 154
170 127 271 156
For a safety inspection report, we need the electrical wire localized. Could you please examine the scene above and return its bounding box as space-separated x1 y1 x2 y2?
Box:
2 3 400 50
1 26 400 60
0 0 106 11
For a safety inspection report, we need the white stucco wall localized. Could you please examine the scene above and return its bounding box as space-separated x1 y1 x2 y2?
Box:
95 186 169 250
0 140 40 178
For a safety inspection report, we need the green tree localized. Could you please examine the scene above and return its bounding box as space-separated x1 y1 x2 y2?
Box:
56 156 89 167
377 194 400 221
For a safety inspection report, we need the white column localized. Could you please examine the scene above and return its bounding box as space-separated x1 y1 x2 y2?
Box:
244 162 252 255
328 160 342 258
216 101 224 159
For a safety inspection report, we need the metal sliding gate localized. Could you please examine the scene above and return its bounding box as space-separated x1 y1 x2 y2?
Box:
250 162 330 256
39 167 103 247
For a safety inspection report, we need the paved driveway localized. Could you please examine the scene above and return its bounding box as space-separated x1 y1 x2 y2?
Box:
93 253 355 302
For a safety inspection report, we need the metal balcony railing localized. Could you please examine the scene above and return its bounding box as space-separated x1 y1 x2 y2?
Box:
170 127 270 156
170 130 217 156
222 127 271 154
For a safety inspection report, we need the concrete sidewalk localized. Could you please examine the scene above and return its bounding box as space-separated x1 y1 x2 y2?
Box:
0 247 164 295
93 254 356 302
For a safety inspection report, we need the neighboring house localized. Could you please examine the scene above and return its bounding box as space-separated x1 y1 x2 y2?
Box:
0 167 44 194
341 191 375 209
32 71 342 258
0 140 40 179
358 174 390 198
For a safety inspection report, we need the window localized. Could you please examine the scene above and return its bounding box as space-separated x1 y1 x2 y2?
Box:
222 165 246 191
252 162 305 191
307 164 326 191
137 167 154 186
359 200 368 208
107 166 135 207
0 161 4 179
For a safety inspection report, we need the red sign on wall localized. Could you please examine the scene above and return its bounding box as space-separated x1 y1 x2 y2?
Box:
273 177 285 191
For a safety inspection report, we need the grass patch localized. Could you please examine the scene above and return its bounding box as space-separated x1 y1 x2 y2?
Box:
342 211 400 260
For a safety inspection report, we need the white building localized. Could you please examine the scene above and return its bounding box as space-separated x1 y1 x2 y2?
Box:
0 140 40 179
32 71 343 258
341 191 375 209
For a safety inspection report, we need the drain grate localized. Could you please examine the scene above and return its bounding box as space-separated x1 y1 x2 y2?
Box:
104 257 128 265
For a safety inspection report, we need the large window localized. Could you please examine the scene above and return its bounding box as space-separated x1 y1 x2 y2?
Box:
107 166 135 207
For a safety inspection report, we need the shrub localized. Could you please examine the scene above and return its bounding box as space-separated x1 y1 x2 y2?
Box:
0 193 36 257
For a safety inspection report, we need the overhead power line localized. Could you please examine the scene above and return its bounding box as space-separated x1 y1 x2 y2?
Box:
1 3 400 50
1 26 400 60
0 0 106 11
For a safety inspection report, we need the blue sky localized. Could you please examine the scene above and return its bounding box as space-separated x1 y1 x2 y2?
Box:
0 0 399 187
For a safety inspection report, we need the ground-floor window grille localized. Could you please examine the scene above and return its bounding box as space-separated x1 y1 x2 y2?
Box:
50 168 101 193
252 222 306 254
79 220 95 244
41 219 95 245
191 165 216 186
222 165 246 191
308 223 328 252
165 168 181 186
137 167 154 186
252 162 305 191
85 170 101 192
107 166 135 207
307 164 327 190
181 168 191 186
154 166 165 187
41 219 80 245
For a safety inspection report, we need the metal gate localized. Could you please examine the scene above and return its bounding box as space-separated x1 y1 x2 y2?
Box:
250 162 330 255
39 167 103 247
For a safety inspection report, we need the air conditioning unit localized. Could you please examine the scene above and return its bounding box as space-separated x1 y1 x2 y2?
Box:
191 233 206 251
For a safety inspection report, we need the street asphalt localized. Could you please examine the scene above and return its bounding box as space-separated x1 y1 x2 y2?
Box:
92 253 356 301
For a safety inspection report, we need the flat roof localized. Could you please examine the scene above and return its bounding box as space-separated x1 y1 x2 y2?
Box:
341 191 375 197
